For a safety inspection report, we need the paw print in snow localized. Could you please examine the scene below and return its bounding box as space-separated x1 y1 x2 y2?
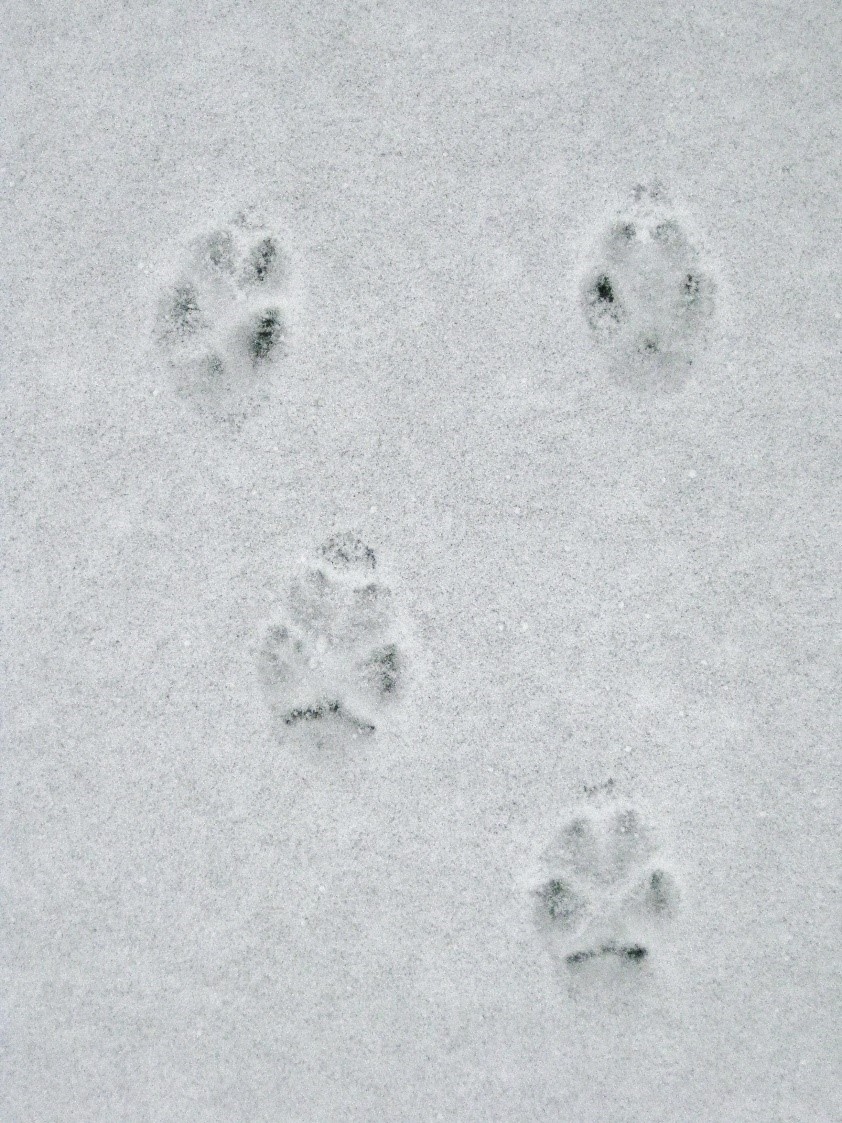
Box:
257 535 408 742
580 184 716 386
533 802 680 968
154 213 290 423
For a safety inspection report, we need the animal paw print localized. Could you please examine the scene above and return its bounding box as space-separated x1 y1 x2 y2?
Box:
533 803 680 968
580 184 716 383
154 213 289 423
257 535 407 741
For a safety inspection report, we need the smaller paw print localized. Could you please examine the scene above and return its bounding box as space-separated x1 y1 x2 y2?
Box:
154 213 290 423
580 184 716 386
257 535 407 741
533 803 680 968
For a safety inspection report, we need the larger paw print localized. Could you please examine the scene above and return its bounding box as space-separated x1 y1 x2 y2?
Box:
154 214 290 423
533 803 680 969
580 185 716 384
257 535 408 742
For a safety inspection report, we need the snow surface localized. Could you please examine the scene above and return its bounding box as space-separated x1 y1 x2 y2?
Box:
1 1 839 1120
